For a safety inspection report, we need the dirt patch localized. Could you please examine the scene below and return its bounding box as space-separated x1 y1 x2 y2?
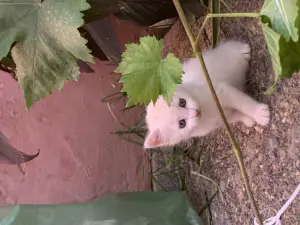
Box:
161 1 300 224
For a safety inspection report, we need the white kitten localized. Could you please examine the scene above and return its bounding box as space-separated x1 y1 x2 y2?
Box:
144 40 270 149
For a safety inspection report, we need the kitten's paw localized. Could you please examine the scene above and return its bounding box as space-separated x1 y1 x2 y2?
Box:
230 111 255 127
243 116 255 127
252 104 270 126
241 44 251 60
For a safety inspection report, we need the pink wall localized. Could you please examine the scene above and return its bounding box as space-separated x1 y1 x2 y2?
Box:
0 60 151 205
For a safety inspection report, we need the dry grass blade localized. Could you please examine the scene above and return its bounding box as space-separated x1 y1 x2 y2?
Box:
101 92 126 103
199 190 218 225
191 170 224 201
106 103 129 128
151 175 168 191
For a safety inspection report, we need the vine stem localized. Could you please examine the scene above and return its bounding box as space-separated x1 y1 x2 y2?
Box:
172 1 263 224
195 13 260 49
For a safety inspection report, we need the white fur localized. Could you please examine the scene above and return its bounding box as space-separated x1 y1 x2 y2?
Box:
144 40 270 148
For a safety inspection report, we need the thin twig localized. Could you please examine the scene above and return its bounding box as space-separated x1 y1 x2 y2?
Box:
220 0 269 53
172 1 263 224
195 13 260 49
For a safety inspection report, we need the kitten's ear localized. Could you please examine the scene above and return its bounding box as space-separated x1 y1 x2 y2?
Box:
144 130 165 149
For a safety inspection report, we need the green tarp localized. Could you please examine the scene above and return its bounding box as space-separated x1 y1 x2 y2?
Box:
0 192 203 225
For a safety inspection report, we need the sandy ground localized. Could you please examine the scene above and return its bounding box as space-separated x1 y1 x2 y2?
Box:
159 0 300 224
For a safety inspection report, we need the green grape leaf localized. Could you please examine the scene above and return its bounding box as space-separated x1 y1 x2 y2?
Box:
260 0 300 41
116 36 183 107
261 23 281 94
0 0 93 109
262 23 300 94
279 36 300 78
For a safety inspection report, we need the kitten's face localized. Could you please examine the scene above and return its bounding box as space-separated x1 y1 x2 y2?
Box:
144 86 201 148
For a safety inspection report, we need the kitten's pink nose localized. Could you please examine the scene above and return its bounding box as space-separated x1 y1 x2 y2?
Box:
190 109 201 118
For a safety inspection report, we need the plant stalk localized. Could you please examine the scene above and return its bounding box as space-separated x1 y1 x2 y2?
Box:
196 13 260 49
172 1 263 224
209 12 260 17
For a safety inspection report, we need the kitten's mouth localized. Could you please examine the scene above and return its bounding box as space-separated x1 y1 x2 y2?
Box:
196 110 201 117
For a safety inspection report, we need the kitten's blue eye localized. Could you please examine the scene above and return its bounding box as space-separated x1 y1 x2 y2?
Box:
179 98 186 108
179 119 186 129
